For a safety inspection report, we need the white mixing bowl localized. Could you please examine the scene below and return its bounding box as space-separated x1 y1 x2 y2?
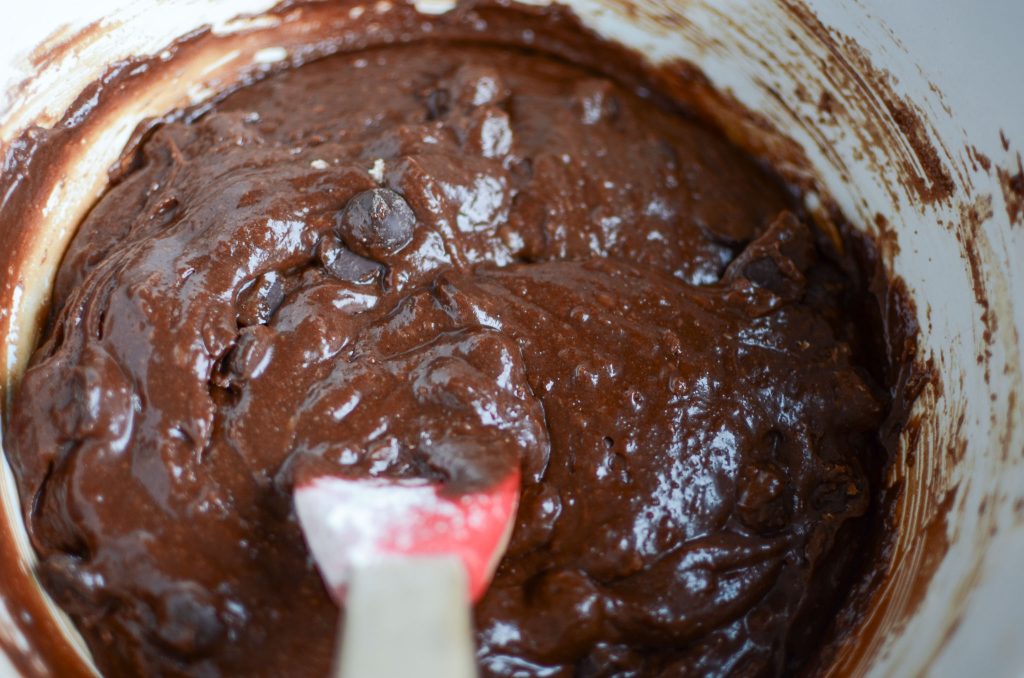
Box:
0 1 1020 676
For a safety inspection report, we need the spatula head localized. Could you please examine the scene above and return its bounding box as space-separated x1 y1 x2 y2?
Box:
294 470 519 603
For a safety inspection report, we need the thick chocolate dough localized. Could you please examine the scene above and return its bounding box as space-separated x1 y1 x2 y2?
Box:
8 37 886 678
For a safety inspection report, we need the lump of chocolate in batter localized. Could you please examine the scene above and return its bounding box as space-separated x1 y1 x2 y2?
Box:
8 33 889 678
318 237 384 285
336 188 417 258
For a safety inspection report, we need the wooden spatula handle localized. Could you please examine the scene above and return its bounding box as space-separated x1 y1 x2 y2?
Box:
336 555 478 678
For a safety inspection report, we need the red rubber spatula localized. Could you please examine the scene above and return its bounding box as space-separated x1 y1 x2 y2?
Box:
294 466 520 678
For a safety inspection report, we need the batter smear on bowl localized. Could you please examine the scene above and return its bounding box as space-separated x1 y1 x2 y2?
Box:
7 13 899 678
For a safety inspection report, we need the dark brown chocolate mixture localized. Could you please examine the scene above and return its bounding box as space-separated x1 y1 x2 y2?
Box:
7 23 893 678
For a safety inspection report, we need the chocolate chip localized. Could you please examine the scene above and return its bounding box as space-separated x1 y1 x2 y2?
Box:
153 585 224 659
424 88 451 120
201 309 238 361
723 212 815 302
736 461 790 532
236 272 284 326
318 237 383 284
228 325 274 382
336 188 416 258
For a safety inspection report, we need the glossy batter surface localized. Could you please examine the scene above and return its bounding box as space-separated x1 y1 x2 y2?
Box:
8 41 886 676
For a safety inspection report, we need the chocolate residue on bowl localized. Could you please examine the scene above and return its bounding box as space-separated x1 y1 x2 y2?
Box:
997 153 1024 226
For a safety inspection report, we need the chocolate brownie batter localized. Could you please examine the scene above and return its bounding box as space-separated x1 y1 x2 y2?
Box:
7 35 887 678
